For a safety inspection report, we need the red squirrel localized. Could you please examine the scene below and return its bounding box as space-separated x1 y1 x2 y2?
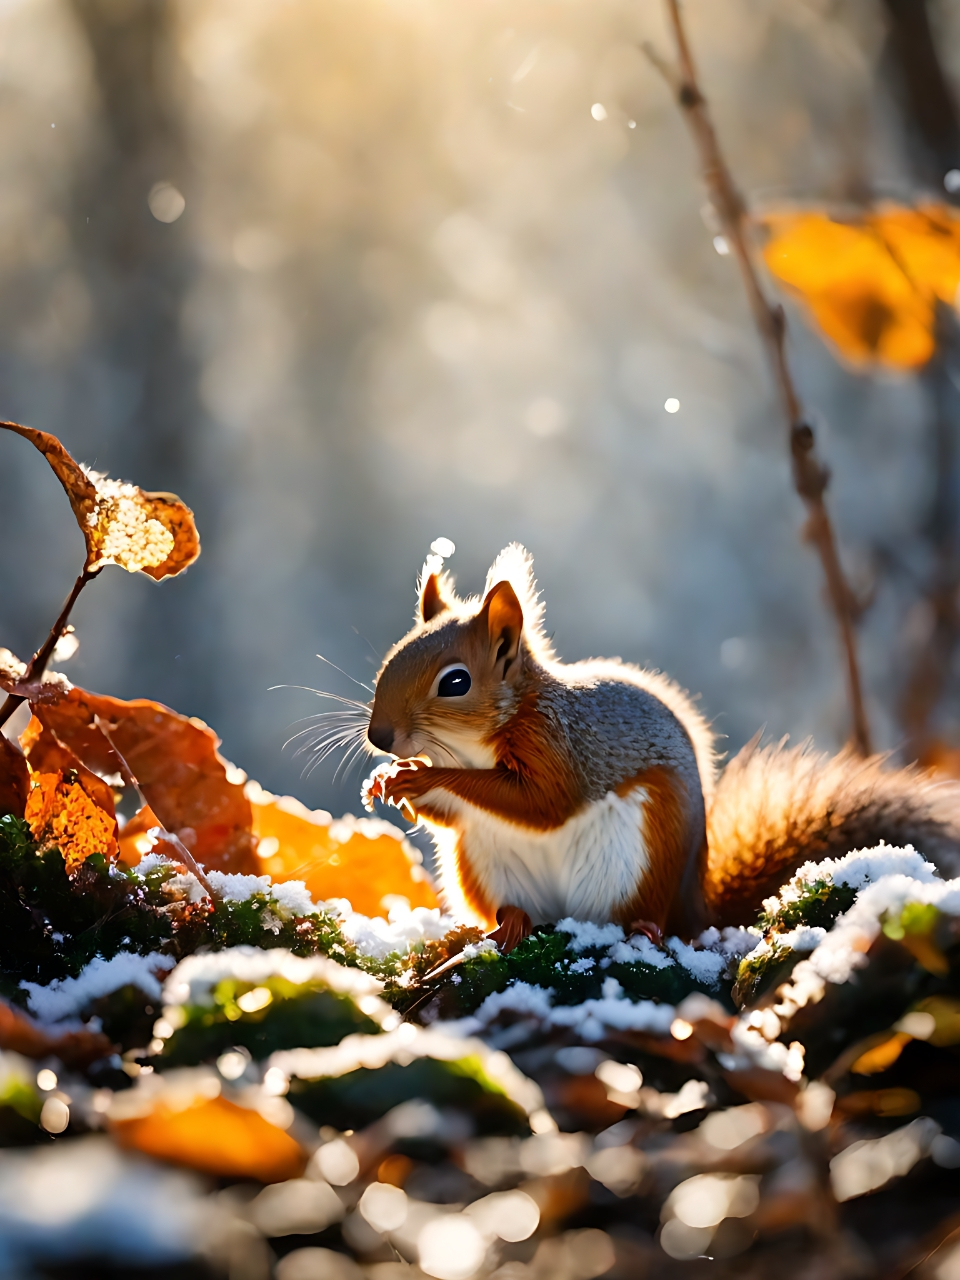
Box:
362 545 960 951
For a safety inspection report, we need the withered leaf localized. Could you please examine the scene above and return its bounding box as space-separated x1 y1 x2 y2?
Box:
0 734 28 819
249 784 439 916
0 648 70 703
111 1095 307 1182
0 421 199 579
21 713 118 825
24 772 118 873
35 686 257 875
0 998 114 1068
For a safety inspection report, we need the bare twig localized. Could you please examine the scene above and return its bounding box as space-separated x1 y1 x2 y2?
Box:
644 1 872 757
93 714 216 901
0 568 98 732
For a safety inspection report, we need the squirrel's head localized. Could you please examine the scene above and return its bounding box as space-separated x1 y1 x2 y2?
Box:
367 544 551 767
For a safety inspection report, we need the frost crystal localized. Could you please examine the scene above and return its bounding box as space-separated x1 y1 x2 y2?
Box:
83 471 175 574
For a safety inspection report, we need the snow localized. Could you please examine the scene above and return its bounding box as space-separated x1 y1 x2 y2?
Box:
0 1136 207 1267
607 935 674 969
22 952 176 1025
341 906 453 960
556 919 624 952
163 946 386 1012
206 870 273 902
569 957 595 974
666 939 726 986
269 1025 544 1116
269 879 321 918
765 843 939 921
450 977 676 1043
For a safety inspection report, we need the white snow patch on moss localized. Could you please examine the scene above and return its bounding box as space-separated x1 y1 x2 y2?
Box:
22 952 176 1024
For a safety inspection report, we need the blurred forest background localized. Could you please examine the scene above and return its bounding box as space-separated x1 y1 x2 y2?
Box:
2 0 960 820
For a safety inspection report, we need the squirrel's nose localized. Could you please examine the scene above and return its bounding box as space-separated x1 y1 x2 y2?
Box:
367 721 394 753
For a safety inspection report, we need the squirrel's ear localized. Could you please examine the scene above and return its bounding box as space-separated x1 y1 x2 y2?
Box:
418 555 451 622
420 573 447 622
482 580 523 673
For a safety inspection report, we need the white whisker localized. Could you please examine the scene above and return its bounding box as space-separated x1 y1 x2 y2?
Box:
315 652 374 694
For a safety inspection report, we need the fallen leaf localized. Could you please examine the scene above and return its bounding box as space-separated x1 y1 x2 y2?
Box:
0 648 69 704
850 1032 912 1076
835 1087 921 1118
111 1094 307 1182
21 714 118 827
116 803 166 868
32 686 256 875
759 203 960 370
24 772 118 873
248 784 438 917
0 735 28 819
0 421 199 580
0 998 113 1068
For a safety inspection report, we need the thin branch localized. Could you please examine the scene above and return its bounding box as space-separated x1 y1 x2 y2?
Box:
645 0 872 757
93 714 215 901
0 568 97 731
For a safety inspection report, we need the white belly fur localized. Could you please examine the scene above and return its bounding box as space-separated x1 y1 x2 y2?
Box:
421 786 651 926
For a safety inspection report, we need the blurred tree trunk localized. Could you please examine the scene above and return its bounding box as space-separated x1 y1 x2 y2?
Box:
68 0 214 716
881 0 960 761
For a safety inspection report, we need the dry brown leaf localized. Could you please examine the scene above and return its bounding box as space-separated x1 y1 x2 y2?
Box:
248 785 439 916
21 714 118 825
24 772 118 872
0 735 28 819
0 998 114 1068
0 421 199 580
34 686 256 875
111 1095 307 1182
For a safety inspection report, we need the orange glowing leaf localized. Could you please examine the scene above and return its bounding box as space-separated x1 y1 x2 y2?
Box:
0 421 199 579
32 686 257 875
21 713 118 824
248 785 439 917
24 771 118 872
759 203 960 370
116 804 164 868
111 1095 307 1183
850 1031 911 1076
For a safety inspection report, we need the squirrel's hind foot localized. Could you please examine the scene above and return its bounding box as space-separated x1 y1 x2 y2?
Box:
487 905 532 954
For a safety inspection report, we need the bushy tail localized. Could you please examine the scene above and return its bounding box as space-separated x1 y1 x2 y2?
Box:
703 737 960 926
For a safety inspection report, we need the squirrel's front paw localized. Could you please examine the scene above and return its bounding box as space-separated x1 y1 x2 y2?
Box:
361 758 431 814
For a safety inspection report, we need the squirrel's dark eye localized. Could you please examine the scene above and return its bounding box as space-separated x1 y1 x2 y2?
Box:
437 666 471 697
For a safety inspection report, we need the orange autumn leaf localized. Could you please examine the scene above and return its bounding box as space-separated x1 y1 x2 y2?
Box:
33 686 257 875
759 203 960 370
25 772 118 872
0 421 199 580
21 713 118 825
111 1095 307 1183
249 785 439 917
116 803 165 868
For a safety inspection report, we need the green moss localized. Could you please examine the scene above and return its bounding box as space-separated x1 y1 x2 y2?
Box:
158 975 381 1065
289 1057 529 1135
757 878 857 935
390 923 734 1021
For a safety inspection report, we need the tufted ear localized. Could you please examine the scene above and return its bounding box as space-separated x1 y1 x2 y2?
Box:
418 554 453 622
420 572 447 622
481 579 523 673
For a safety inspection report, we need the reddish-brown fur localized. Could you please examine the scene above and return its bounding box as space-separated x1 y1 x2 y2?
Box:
613 768 707 937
